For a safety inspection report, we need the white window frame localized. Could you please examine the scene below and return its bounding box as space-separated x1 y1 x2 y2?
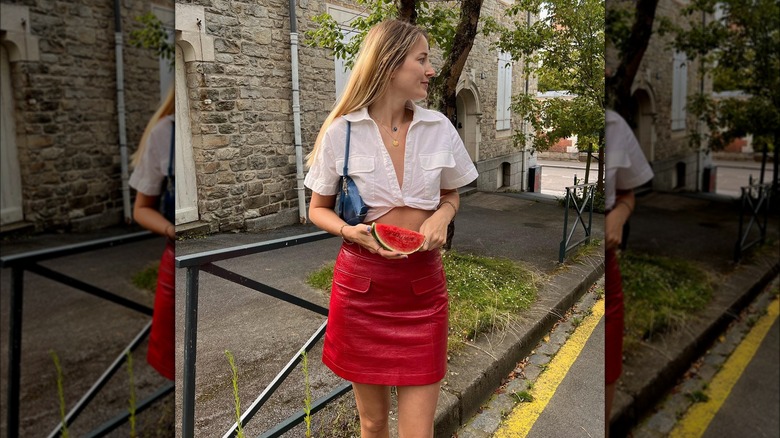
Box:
671 51 688 131
326 5 364 102
496 51 513 131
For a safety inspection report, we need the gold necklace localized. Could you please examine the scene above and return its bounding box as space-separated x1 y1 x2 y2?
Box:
377 122 401 147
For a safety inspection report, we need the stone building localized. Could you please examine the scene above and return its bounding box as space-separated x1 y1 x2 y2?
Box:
1 1 173 233
609 0 714 192
174 0 538 234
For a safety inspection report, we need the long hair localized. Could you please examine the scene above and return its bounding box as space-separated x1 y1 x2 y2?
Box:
132 87 175 167
306 20 427 167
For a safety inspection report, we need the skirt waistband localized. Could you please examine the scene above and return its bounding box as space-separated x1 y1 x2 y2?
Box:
339 242 442 269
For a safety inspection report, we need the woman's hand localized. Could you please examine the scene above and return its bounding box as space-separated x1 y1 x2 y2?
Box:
418 189 458 251
418 212 450 251
343 224 409 259
606 190 635 251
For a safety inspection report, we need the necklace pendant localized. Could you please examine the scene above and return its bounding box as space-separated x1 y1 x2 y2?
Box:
392 140 399 147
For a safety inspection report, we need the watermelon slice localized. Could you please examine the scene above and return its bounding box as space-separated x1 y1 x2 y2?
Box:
371 223 426 254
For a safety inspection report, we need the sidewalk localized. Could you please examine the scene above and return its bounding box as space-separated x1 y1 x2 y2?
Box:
0 225 174 437
172 191 605 437
610 191 780 436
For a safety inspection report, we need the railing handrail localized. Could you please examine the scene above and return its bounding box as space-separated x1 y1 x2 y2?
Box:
0 230 155 268
175 230 333 268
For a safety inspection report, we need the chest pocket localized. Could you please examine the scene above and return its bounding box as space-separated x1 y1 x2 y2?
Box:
419 152 455 198
335 155 375 201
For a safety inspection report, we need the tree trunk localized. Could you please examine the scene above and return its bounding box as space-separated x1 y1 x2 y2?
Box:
432 0 484 121
422 0 483 250
398 0 417 24
606 0 659 124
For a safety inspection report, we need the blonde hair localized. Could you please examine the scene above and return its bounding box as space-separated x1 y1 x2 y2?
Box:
132 87 175 167
306 20 428 167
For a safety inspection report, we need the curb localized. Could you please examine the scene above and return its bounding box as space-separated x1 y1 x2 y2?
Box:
610 252 780 437
433 250 606 438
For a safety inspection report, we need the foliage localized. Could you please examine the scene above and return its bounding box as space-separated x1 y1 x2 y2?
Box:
301 351 313 438
483 0 605 155
129 12 175 70
126 352 137 438
659 0 780 151
224 351 245 438
50 351 69 438
132 265 158 292
304 0 464 112
620 252 713 351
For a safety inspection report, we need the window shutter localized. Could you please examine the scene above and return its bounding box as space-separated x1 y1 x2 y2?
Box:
496 52 512 131
671 52 687 131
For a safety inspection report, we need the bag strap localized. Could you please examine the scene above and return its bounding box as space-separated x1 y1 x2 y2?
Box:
342 121 351 177
168 119 175 178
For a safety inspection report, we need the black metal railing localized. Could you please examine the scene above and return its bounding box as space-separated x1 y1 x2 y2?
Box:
175 231 351 438
734 181 773 262
0 231 174 437
559 181 596 263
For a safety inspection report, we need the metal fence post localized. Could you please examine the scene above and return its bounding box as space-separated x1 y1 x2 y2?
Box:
183 265 200 437
560 187 571 263
7 267 24 437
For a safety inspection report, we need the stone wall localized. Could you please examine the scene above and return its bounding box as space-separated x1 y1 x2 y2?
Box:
4 0 169 231
182 0 536 233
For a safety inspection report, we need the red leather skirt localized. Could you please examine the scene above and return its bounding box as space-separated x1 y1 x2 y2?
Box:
323 242 449 386
148 241 175 380
605 248 623 384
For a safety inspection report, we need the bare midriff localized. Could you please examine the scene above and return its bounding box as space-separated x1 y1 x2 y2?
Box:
369 206 434 232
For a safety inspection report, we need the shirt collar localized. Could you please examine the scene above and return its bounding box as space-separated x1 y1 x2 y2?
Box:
342 101 441 124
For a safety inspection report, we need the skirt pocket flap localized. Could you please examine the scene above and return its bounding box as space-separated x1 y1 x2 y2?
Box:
411 269 445 296
333 269 371 294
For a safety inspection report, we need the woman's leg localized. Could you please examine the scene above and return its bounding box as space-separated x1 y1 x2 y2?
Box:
353 383 391 438
396 382 440 438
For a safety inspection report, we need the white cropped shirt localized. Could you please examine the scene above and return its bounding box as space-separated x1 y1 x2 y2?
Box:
605 110 654 210
305 103 478 222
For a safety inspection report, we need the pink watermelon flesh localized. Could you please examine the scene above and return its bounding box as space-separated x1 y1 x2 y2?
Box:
371 223 426 254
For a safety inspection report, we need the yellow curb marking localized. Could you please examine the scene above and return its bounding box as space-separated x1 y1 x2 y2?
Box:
670 296 779 438
494 297 604 438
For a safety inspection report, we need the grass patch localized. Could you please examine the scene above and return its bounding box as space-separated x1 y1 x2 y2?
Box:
445 251 538 350
305 250 538 353
132 265 158 292
306 262 335 292
685 390 710 403
511 390 534 403
621 252 713 351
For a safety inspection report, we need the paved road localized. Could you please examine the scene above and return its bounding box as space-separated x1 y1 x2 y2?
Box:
537 158 778 199
455 281 605 438
630 277 780 438
525 307 605 438
711 160 775 198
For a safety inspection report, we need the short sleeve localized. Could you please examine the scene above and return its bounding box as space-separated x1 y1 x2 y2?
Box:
304 128 340 195
440 122 478 189
129 117 173 196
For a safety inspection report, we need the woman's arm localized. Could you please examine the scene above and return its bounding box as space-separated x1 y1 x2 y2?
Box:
133 193 175 240
308 192 407 258
418 189 458 251
606 189 635 250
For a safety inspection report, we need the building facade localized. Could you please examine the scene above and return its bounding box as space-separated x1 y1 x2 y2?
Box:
609 0 714 192
174 0 538 233
0 1 172 233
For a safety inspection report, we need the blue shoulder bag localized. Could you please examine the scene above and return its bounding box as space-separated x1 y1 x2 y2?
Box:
336 121 368 225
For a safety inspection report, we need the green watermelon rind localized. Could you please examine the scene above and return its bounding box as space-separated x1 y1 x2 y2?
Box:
371 223 426 254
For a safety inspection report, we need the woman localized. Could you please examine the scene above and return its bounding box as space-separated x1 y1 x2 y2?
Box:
304 20 478 437
128 88 175 381
604 109 653 436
